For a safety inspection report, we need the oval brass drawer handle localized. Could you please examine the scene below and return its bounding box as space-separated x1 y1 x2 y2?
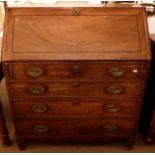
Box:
27 67 44 77
104 104 121 113
106 86 123 94
103 125 118 132
108 67 125 77
28 86 46 95
32 105 47 113
33 125 49 133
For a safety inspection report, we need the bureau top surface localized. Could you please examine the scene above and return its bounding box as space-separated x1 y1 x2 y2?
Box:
2 7 151 61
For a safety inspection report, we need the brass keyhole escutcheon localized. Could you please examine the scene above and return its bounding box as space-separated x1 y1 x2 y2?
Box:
71 120 80 125
72 10 80 16
71 66 81 74
72 82 80 88
72 100 80 106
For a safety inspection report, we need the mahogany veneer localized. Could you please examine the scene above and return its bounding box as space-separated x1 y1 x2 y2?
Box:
1 5 151 150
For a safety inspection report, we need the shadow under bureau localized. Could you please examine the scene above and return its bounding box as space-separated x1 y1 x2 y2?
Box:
1 5 151 150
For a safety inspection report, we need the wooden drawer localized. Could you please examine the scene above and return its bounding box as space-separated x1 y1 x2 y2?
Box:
8 81 145 98
6 62 148 81
12 99 139 118
15 118 136 137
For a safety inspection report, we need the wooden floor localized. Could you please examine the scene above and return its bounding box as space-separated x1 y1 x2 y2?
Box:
1 132 155 153
1 79 155 153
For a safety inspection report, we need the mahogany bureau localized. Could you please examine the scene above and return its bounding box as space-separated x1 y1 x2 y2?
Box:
1 4 151 150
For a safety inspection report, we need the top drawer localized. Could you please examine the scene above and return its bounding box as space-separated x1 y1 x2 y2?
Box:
4 62 149 81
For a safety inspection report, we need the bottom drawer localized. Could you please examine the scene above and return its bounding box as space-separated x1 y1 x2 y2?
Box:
15 118 137 137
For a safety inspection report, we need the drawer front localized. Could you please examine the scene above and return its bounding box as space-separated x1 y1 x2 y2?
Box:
9 81 144 98
12 99 139 118
15 118 136 137
7 62 148 80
